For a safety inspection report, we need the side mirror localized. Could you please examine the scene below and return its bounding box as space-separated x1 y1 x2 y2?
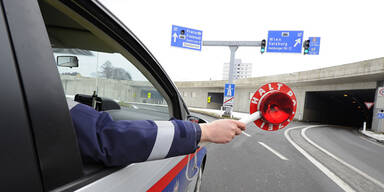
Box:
57 56 79 68
187 115 208 124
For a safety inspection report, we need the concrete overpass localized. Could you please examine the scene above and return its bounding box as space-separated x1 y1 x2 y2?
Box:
175 57 384 131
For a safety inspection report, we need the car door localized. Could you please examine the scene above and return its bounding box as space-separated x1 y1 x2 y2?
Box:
1 0 206 191
0 1 44 191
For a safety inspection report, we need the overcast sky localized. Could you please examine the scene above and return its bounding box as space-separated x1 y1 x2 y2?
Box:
99 0 384 81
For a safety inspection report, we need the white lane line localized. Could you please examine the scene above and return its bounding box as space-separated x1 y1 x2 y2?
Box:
242 131 251 137
258 141 289 161
302 126 384 189
284 126 356 192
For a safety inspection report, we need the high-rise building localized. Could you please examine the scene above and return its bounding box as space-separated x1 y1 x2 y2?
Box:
222 59 252 80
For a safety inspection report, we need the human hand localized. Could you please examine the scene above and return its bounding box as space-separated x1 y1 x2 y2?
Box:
199 119 246 144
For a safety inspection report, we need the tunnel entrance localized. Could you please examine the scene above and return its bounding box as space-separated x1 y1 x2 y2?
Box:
303 89 375 128
207 92 224 110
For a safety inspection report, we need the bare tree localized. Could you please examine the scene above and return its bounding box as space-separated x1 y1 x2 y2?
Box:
100 61 132 80
100 61 114 79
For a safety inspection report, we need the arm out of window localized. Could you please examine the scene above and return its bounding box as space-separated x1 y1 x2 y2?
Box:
70 104 201 166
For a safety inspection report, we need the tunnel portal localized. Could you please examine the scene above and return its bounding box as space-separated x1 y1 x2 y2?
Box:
303 89 375 128
207 92 224 110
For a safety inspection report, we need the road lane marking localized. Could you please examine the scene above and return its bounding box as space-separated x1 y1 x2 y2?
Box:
284 126 355 192
258 141 289 161
242 131 251 137
302 126 384 190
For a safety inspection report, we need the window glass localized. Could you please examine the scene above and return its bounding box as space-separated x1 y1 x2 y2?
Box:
55 49 170 120
38 0 171 121
54 48 169 119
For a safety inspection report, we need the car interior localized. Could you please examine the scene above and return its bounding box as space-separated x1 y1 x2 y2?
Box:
36 0 178 179
39 0 173 121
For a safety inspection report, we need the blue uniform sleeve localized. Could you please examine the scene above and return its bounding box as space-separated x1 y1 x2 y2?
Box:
70 104 201 167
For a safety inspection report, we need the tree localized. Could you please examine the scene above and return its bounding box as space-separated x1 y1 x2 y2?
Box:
111 67 132 80
100 61 114 79
100 61 132 80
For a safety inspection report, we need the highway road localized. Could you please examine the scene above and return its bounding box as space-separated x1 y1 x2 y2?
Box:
191 113 384 192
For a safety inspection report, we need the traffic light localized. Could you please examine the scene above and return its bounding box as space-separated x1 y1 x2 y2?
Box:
260 39 266 54
303 40 310 55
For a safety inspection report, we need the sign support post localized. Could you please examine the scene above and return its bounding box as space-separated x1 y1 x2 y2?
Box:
228 46 238 85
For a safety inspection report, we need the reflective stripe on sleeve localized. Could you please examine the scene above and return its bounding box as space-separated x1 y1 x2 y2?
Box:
147 121 175 160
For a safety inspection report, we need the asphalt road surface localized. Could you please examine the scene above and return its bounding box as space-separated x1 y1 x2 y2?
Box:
191 112 384 192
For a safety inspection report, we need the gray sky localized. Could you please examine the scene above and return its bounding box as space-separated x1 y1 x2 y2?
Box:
99 0 384 81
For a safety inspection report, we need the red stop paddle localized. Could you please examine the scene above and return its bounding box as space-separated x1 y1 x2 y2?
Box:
199 82 297 146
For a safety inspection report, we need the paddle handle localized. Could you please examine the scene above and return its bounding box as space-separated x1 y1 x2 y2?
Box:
239 111 261 125
199 111 260 147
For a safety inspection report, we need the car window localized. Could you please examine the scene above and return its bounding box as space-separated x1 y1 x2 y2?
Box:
39 1 171 121
54 49 170 120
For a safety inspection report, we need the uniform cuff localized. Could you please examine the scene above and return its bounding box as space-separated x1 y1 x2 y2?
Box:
194 123 202 146
166 120 202 158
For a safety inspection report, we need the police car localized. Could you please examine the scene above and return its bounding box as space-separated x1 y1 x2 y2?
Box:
0 0 207 191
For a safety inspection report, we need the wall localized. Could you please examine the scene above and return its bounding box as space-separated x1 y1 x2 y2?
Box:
60 75 165 104
61 57 384 123
177 82 377 120
176 87 223 108
176 57 384 120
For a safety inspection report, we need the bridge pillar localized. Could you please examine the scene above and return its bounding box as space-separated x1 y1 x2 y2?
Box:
371 80 384 132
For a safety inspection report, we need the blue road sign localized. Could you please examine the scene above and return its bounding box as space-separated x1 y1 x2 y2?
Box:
378 113 384 119
308 37 321 55
224 84 235 97
171 25 202 51
267 30 304 53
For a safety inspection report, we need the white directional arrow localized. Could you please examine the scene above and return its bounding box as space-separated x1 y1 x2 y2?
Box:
173 33 178 43
294 38 301 47
227 87 232 96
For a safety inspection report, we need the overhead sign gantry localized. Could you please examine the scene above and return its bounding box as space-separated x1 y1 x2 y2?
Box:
203 41 262 116
172 25 320 117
